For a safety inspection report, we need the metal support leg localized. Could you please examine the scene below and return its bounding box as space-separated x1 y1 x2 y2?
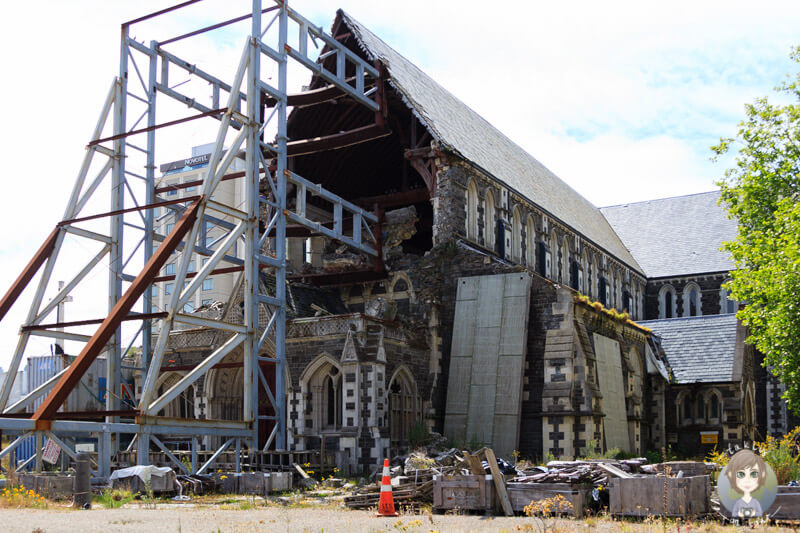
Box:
35 432 43 473
191 436 198 474
137 431 150 466
100 427 112 478
235 438 241 473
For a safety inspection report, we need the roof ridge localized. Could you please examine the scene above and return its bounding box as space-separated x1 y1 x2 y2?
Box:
600 189 721 210
639 313 738 324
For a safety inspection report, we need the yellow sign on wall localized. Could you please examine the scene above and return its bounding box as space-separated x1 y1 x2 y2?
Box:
700 431 718 444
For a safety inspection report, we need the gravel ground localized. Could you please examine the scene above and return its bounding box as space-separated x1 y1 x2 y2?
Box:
2 505 799 533
1 506 546 533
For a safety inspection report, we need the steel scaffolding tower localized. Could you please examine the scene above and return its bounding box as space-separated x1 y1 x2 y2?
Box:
0 0 384 478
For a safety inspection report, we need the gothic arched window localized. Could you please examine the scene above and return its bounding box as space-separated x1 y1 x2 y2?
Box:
682 395 692 422
683 283 702 317
484 190 496 251
466 180 479 240
512 207 522 262
526 218 536 268
659 285 677 319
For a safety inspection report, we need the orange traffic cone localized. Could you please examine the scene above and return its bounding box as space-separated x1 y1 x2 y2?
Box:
377 458 399 517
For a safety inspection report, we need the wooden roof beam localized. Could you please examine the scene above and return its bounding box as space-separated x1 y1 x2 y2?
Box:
287 123 391 157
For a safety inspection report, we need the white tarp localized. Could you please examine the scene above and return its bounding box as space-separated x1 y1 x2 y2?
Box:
109 465 173 483
593 333 631 452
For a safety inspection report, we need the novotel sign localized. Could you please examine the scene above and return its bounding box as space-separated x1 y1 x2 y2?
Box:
159 153 213 173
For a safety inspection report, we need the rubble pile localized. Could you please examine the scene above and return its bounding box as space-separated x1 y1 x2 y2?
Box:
512 458 649 486
344 447 719 517
343 449 468 509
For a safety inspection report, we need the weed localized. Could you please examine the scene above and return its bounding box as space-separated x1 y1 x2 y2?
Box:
97 488 135 509
407 421 433 448
579 438 621 460
142 478 156 509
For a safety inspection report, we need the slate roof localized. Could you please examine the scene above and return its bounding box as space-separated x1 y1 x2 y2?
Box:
639 314 739 384
339 11 641 273
600 191 737 278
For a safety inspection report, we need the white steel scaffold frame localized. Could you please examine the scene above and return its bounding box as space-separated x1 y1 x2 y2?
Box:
0 0 383 478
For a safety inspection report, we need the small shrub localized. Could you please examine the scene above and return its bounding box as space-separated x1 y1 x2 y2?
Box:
468 434 481 451
407 421 432 448
580 438 622 460
98 488 135 509
758 426 800 485
523 494 573 517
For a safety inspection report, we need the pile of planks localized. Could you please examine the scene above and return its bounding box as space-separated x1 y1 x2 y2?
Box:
344 448 494 510
512 459 647 486
344 477 435 509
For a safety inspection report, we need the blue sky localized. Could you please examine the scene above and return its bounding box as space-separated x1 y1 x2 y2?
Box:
0 0 798 367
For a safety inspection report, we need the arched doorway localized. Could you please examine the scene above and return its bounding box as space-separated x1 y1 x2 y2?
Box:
387 366 422 452
300 355 343 434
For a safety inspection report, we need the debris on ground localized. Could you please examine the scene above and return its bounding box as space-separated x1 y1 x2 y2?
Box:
344 447 717 518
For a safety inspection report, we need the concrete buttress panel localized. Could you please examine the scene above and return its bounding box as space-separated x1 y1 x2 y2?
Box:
444 272 532 457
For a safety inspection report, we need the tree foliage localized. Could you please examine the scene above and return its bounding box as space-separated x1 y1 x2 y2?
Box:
714 47 800 412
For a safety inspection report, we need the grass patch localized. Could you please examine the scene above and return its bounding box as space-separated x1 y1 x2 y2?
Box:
97 488 136 509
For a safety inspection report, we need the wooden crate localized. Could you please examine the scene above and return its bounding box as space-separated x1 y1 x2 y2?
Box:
767 486 800 520
651 461 710 477
718 485 800 520
506 482 589 517
433 474 496 512
609 475 709 517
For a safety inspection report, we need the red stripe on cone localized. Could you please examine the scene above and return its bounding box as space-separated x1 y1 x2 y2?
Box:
377 458 399 517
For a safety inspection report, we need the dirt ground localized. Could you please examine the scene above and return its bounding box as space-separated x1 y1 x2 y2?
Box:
1 505 799 533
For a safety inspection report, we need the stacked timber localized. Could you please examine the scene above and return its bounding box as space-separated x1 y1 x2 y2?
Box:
513 458 647 486
344 476 435 509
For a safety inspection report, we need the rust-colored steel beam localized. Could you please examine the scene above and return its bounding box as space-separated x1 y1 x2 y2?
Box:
155 170 253 195
21 312 168 332
123 0 203 27
161 361 243 372
159 5 279 46
287 124 391 157
58 196 199 227
88 109 226 147
0 227 59 324
32 197 204 429
354 189 430 209
153 265 244 283
287 268 387 287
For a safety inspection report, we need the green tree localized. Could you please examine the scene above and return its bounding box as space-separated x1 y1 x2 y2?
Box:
714 47 800 413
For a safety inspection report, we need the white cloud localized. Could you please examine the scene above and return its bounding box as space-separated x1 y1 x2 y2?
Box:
0 0 798 368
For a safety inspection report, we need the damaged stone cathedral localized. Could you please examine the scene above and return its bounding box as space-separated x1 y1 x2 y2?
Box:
139 10 795 473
